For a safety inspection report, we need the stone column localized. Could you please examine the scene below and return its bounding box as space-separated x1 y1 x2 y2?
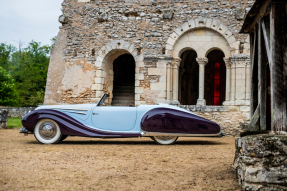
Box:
171 57 181 105
196 57 208 106
223 58 231 105
230 61 236 105
178 68 185 103
166 62 171 103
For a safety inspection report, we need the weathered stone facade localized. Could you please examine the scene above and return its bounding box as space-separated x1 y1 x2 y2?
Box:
44 0 255 136
233 135 287 190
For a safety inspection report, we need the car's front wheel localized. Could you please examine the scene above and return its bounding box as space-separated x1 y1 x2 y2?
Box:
152 136 178 145
34 119 62 144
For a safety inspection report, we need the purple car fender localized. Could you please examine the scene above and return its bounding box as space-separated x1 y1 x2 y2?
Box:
141 108 221 135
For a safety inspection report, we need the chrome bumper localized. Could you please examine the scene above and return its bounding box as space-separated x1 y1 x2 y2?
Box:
19 127 33 135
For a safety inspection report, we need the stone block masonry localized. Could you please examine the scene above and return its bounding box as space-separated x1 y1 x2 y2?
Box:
181 105 250 136
45 0 254 105
44 0 255 136
233 135 287 190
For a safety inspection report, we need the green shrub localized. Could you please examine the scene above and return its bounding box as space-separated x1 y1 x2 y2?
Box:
0 66 18 106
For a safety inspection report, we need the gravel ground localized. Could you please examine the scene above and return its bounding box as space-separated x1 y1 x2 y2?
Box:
1 129 240 191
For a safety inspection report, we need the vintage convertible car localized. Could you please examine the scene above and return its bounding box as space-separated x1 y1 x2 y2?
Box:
20 94 225 145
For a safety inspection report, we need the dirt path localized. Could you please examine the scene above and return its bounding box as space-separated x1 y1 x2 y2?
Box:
1 129 240 191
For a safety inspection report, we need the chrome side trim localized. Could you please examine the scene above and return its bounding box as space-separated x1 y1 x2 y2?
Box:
59 110 87 115
141 131 224 137
53 108 88 111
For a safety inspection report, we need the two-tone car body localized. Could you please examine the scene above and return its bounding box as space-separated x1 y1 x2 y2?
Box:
20 94 225 145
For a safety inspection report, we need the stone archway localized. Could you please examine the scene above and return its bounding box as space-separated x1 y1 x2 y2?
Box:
166 19 238 105
179 49 199 105
165 18 238 57
112 54 135 106
205 50 226 105
93 40 138 105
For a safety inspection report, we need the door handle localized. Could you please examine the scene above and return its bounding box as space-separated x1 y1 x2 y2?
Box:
93 113 99 115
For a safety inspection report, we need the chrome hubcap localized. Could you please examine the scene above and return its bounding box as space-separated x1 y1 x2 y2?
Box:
39 122 57 140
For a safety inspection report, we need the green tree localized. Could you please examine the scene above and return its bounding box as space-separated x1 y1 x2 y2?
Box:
0 66 18 106
11 41 51 106
0 43 15 71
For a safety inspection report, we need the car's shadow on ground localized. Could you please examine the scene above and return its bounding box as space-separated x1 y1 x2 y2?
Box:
26 139 228 146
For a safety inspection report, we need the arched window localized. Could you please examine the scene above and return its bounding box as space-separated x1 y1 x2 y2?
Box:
205 50 226 105
214 62 220 105
178 50 199 105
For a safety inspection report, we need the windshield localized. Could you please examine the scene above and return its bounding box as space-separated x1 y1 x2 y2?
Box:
96 94 109 106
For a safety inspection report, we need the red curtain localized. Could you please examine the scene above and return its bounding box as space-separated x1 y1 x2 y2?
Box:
214 63 220 105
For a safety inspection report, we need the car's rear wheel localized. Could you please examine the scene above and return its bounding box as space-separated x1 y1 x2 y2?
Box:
34 119 62 144
152 136 178 145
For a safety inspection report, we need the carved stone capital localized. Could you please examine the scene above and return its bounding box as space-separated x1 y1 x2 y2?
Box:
224 57 231 69
172 57 181 69
196 57 208 66
166 62 172 68
230 54 250 68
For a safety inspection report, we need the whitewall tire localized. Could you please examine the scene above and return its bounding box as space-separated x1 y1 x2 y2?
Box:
152 136 178 145
34 119 62 144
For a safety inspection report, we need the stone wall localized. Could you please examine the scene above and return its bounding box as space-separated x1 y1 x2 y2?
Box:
44 0 254 106
181 105 250 136
0 107 36 118
233 135 287 190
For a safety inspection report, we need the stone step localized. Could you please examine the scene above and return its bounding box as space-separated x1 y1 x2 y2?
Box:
112 92 134 97
111 100 135 106
112 96 135 100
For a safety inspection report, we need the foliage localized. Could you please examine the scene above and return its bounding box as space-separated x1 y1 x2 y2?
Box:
0 66 18 106
0 43 16 71
7 117 22 129
0 41 51 107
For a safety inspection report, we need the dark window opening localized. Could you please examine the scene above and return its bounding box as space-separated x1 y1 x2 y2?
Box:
214 62 221 105
179 50 199 105
205 50 226 105
112 54 135 106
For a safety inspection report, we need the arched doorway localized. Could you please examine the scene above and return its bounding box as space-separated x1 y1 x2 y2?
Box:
179 50 199 105
205 50 226 105
112 54 135 106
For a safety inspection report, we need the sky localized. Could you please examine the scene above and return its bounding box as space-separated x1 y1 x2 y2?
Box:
0 0 62 49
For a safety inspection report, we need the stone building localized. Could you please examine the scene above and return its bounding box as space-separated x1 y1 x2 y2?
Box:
44 0 255 135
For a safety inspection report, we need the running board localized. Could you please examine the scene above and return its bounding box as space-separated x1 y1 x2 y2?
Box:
141 131 225 137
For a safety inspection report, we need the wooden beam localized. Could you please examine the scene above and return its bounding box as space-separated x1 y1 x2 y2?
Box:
251 31 257 76
242 0 271 33
248 104 260 132
258 22 267 131
261 20 272 66
250 26 259 117
270 2 287 132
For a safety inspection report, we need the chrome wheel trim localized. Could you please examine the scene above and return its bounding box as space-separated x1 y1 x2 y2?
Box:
39 122 58 140
34 119 62 144
153 136 178 145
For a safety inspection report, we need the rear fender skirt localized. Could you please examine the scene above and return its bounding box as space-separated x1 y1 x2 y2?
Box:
141 108 221 135
22 109 141 137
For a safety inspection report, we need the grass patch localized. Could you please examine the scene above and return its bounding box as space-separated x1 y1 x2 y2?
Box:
7 117 22 129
